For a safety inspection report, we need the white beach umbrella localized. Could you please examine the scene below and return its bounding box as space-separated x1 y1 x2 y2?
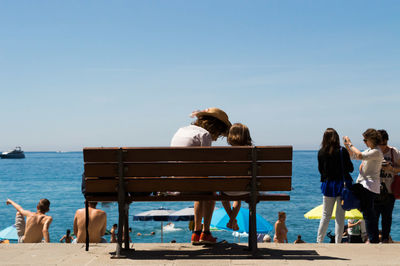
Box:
168 206 194 221
133 207 175 243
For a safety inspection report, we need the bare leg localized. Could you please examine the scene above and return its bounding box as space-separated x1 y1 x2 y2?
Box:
202 200 215 232
230 201 241 231
222 201 232 217
194 201 203 232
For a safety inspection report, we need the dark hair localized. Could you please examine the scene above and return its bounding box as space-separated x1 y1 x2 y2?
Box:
193 115 230 139
363 128 382 147
88 202 98 208
37 198 50 213
113 224 118 228
321 128 340 155
228 123 252 146
66 229 71 237
378 129 389 144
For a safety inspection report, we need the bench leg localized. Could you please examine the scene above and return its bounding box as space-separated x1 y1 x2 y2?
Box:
115 200 125 257
124 203 130 250
85 199 89 251
248 202 258 255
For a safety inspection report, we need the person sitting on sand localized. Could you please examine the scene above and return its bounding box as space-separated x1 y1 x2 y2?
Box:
6 198 53 243
222 123 253 231
110 224 118 243
273 211 288 243
73 202 107 243
59 229 74 243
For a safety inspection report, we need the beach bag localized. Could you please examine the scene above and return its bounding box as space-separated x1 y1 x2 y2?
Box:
389 148 400 200
391 175 400 200
339 147 361 211
341 185 361 211
376 182 392 204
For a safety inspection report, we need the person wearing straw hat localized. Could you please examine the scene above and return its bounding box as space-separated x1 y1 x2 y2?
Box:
171 107 231 245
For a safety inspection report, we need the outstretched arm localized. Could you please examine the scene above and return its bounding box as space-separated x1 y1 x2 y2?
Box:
6 199 33 217
343 137 362 159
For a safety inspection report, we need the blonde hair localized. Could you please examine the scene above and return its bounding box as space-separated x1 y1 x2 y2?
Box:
227 123 252 146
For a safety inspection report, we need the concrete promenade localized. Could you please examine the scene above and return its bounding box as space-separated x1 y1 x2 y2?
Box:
0 243 398 265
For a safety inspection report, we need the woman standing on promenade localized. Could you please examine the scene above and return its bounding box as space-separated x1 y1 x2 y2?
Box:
374 129 400 243
343 128 384 243
317 128 354 243
171 107 231 245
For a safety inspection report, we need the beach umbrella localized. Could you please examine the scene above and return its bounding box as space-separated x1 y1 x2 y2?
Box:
210 208 273 234
168 206 194 221
133 207 175 243
0 225 18 241
304 202 363 220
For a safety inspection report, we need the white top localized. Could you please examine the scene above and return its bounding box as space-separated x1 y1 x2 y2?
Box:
356 147 384 194
170 125 212 147
381 146 400 193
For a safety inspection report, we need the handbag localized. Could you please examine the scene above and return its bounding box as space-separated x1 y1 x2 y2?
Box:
339 147 361 211
389 148 400 200
391 175 400 200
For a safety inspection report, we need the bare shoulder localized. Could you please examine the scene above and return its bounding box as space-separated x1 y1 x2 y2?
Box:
75 208 85 216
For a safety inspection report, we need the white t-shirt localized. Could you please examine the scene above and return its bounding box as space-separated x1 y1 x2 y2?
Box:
170 125 212 147
356 147 384 194
381 146 400 193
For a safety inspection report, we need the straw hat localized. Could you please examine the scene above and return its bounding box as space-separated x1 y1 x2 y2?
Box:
190 107 232 128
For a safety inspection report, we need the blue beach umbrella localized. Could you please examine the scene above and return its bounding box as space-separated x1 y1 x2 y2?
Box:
211 208 273 234
0 225 18 241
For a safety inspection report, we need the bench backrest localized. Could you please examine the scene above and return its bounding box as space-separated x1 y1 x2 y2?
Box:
83 146 292 194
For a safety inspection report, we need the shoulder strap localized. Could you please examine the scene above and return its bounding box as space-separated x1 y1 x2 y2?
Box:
391 147 394 165
339 147 345 182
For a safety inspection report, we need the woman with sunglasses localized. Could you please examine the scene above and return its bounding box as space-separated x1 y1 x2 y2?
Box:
343 128 383 243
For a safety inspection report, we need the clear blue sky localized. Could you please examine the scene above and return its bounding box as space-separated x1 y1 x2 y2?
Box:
1 0 399 151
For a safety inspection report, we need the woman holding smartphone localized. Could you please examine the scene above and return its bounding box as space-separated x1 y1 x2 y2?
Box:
343 128 383 243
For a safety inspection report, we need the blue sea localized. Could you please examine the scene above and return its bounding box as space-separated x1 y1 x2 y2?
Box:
1 151 399 244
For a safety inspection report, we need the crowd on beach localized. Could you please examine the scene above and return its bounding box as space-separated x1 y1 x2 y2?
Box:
4 107 399 245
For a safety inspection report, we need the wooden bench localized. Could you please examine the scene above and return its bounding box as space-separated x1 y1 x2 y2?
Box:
83 145 292 257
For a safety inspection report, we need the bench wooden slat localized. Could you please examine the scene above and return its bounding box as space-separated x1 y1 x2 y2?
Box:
84 161 292 177
83 146 292 162
85 193 290 202
85 176 291 193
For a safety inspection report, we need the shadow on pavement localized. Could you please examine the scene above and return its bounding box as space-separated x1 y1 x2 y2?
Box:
109 243 349 261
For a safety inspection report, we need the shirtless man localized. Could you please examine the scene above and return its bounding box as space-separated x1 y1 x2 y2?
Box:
273 211 288 243
73 202 107 243
6 198 53 243
110 224 118 243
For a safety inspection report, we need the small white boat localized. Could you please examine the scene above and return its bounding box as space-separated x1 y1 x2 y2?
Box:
1 147 25 159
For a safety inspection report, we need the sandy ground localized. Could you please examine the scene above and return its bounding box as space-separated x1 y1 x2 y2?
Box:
0 242 399 265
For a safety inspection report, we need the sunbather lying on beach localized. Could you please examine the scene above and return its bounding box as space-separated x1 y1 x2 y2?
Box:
222 123 252 231
6 198 52 243
73 202 107 243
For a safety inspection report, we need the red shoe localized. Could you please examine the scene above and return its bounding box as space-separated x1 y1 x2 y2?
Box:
191 232 201 245
199 232 217 244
